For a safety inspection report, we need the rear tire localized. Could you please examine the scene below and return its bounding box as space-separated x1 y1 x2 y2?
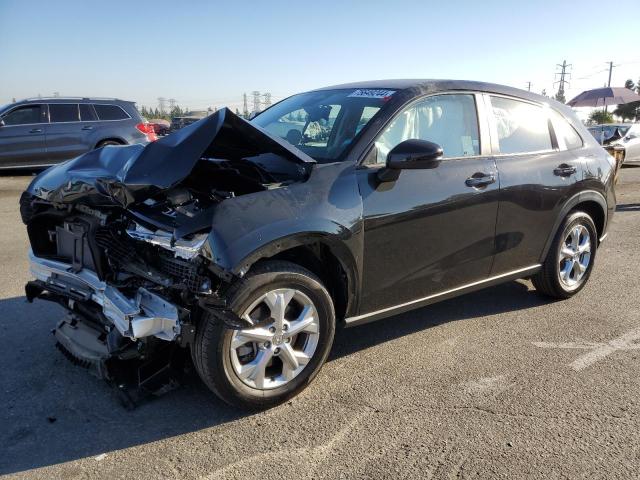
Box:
96 140 123 148
532 211 597 299
192 261 335 409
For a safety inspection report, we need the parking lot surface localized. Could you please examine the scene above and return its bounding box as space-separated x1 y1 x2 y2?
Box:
1 167 639 479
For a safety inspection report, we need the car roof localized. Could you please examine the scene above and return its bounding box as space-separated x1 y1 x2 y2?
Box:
16 97 134 104
312 78 569 110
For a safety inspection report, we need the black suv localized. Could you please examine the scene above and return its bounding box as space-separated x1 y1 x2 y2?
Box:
0 97 156 168
21 80 616 408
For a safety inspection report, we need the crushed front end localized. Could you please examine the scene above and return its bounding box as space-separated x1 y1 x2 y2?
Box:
20 190 236 406
20 108 314 407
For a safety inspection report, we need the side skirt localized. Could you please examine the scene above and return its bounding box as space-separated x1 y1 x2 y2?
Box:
344 264 541 327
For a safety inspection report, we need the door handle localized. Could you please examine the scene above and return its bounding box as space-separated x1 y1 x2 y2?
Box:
29 128 43 133
554 164 577 177
465 173 496 188
81 125 94 131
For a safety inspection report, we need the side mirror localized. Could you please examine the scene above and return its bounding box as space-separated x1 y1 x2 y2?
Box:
378 139 443 182
0 119 5 127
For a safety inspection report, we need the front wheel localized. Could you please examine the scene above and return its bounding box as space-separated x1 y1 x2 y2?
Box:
532 210 597 298
192 261 335 409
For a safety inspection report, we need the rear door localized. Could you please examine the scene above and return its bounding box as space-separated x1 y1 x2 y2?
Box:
45 103 91 162
0 104 48 167
488 95 583 274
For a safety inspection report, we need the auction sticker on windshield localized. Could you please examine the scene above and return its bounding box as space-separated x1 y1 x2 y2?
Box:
348 89 396 99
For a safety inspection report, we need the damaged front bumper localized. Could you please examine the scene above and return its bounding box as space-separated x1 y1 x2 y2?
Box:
28 250 181 341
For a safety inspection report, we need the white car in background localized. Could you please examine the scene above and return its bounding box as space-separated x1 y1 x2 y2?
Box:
612 124 640 164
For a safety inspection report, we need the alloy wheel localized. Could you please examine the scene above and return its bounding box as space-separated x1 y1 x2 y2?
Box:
558 224 591 288
229 288 320 390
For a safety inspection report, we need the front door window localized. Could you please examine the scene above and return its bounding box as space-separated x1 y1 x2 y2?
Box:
372 94 480 164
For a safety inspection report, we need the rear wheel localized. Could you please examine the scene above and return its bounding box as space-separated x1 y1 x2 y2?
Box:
192 261 335 409
532 211 597 298
96 140 123 148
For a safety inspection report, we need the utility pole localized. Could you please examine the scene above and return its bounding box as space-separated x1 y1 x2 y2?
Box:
604 61 615 113
526 82 531 92
242 93 249 117
157 97 167 115
252 91 261 114
168 98 176 112
554 60 571 104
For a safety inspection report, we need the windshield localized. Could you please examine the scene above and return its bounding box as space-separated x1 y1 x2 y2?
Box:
251 88 393 162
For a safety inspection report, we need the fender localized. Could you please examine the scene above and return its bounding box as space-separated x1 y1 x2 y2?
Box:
539 189 608 262
235 230 360 316
204 161 364 316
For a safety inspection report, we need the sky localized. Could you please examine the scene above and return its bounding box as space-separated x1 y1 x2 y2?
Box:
1 0 639 114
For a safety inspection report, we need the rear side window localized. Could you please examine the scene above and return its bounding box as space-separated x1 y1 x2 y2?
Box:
49 104 80 123
79 103 97 121
490 96 552 154
94 104 130 120
2 105 43 125
550 110 583 150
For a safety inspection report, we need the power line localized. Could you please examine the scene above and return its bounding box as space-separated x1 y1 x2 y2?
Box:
574 68 608 80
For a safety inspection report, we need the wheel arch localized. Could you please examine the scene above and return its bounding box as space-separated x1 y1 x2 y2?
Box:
539 190 608 262
94 137 127 149
236 233 359 322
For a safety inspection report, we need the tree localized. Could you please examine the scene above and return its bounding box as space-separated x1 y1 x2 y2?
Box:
589 110 614 124
613 78 640 121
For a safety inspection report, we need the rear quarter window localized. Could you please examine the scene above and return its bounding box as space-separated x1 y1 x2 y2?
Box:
94 104 130 121
550 110 583 150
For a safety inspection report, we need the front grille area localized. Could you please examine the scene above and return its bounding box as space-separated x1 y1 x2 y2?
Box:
95 226 136 263
156 252 208 292
96 225 208 293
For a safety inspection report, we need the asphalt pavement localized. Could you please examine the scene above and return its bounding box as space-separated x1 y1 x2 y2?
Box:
1 167 640 479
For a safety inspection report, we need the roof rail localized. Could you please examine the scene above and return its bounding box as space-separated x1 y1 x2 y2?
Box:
18 96 127 102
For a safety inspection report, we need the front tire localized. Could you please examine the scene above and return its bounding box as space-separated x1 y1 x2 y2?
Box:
192 261 335 409
532 210 597 298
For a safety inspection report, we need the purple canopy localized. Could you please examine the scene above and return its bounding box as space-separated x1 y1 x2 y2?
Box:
567 87 640 107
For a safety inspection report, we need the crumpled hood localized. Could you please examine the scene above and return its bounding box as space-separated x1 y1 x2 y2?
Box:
26 108 315 207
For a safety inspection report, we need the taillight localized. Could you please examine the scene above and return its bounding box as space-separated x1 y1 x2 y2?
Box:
136 123 157 142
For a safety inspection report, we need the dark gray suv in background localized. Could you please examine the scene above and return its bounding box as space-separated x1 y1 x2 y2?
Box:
0 97 156 169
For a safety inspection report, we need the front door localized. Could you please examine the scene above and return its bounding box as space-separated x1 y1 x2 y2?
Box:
0 104 48 168
357 93 500 314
